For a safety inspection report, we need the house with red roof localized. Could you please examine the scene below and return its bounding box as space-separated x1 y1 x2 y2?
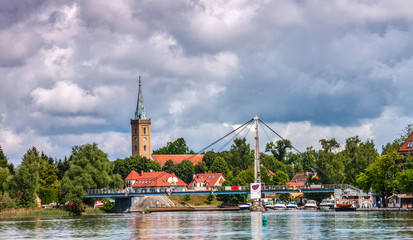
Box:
286 172 318 187
189 173 226 190
398 132 413 171
125 170 187 193
151 154 204 166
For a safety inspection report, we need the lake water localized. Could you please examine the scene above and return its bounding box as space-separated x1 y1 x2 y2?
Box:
2 210 413 239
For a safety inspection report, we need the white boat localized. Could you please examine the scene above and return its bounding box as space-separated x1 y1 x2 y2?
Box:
319 199 335 210
238 202 251 210
264 202 274 210
286 201 298 210
304 200 318 210
274 200 287 210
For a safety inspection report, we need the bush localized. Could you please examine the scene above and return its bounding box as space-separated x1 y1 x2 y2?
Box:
0 192 16 210
183 195 191 201
207 194 214 202
38 188 58 204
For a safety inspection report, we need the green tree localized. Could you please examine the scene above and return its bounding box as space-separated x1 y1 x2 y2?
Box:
122 155 161 175
113 159 128 179
265 139 293 164
194 161 208 174
398 169 413 194
6 164 39 207
210 157 229 176
229 138 253 175
162 160 175 173
0 167 10 193
216 176 247 203
342 136 378 186
316 138 344 184
300 147 316 172
173 160 194 184
60 143 123 214
274 170 289 185
152 138 194 154
0 146 8 168
357 151 401 207
56 157 70 180
202 151 217 169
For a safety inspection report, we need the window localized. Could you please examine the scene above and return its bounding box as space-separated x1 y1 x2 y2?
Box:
212 175 215 178
408 141 413 148
135 145 137 151
135 128 137 134
144 128 146 134
144 145 146 151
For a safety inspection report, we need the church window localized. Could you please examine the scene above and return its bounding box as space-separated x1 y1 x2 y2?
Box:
408 141 413 148
144 128 146 134
135 128 137 134
135 145 137 151
144 145 146 151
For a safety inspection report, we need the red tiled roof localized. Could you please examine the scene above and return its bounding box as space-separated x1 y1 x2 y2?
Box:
126 171 187 187
190 173 226 187
399 132 413 153
291 172 318 183
125 170 141 181
151 154 204 166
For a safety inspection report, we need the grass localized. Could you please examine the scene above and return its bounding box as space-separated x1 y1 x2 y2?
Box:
0 208 70 219
0 207 105 219
168 195 223 207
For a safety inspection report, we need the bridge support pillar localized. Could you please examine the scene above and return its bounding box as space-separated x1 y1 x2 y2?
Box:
114 198 132 213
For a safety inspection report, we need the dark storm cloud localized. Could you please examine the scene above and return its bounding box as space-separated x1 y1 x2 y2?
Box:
2 0 413 164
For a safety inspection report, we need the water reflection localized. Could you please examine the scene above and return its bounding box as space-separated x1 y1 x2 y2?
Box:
2 211 413 239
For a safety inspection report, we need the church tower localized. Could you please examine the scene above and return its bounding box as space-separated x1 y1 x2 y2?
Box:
131 76 151 158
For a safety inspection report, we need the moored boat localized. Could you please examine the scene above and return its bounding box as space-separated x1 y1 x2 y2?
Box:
274 200 287 210
304 200 318 210
238 202 251 210
286 201 298 210
335 200 356 211
319 199 335 210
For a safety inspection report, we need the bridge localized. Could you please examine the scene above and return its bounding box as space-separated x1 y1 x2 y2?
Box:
85 184 358 198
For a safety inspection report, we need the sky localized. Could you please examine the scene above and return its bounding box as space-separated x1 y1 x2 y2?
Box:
1 0 413 165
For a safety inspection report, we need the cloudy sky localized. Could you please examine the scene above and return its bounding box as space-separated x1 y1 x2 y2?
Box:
1 0 413 165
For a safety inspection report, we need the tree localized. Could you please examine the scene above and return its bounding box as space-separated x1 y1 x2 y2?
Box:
316 138 345 184
113 159 128 179
274 170 289 185
357 151 401 207
194 161 208 174
60 143 124 214
173 160 194 184
210 157 229 176
398 169 413 194
216 177 247 203
162 160 175 173
0 146 8 168
202 151 217 169
6 164 39 207
56 157 70 180
152 138 194 154
0 167 10 193
229 138 253 175
300 147 316 172
122 155 161 175
265 139 293 164
342 136 378 186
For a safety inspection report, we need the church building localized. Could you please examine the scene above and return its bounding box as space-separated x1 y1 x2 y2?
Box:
130 76 151 159
130 77 203 167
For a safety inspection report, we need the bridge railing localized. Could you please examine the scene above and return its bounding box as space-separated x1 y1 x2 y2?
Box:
85 184 354 195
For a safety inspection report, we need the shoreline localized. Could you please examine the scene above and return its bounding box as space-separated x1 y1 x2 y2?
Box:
144 206 239 213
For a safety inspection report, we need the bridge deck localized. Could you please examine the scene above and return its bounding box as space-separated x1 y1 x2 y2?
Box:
85 184 350 198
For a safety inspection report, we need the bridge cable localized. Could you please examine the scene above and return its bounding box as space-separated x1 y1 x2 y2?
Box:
258 119 340 185
217 120 253 152
183 119 254 162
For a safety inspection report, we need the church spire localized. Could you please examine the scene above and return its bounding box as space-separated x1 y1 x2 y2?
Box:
134 76 147 119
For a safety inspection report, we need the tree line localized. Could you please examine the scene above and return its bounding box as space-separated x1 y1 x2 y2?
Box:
1 125 412 211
